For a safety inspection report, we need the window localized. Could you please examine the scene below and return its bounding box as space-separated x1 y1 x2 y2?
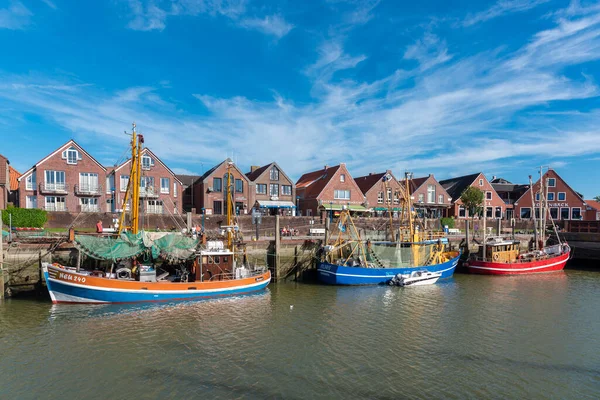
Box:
45 196 66 211
213 178 222 192
572 207 582 220
486 207 493 218
214 256 220 264
459 206 466 217
45 170 66 191
558 192 566 201
62 147 81 165
520 207 531 219
394 191 400 204
535 193 540 201
534 208 541 219
418 193 424 203
547 192 555 201
256 184 267 194
561 207 570 220
26 195 37 209
174 182 178 197
340 174 345 183
80 198 99 212
282 185 292 196
141 176 154 188
142 155 153 170
106 175 114 193
270 184 279 197
235 202 243 215
213 200 222 215
26 172 36 190
387 188 392 203
427 185 435 203
334 190 350 200
438 194 444 204
377 191 384 204
106 198 114 213
160 178 170 194
549 207 558 220
147 200 163 214
548 178 556 187
479 179 484 186
120 175 129 192
79 173 99 193
270 167 279 181
486 191 492 200
495 207 502 219
235 179 243 193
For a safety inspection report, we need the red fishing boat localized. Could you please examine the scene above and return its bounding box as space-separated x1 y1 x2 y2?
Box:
465 168 570 275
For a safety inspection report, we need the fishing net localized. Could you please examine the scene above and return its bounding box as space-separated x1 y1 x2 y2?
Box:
367 243 436 268
75 231 199 262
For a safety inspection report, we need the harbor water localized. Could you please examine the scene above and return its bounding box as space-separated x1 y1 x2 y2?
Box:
1 270 599 399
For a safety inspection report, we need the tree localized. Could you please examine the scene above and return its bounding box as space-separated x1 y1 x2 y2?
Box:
594 195 600 202
460 186 485 217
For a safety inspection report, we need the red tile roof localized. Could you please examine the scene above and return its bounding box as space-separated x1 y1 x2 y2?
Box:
585 200 600 211
296 165 340 198
9 166 20 191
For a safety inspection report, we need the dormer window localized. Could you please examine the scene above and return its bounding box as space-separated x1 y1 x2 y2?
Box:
62 147 81 165
142 155 153 170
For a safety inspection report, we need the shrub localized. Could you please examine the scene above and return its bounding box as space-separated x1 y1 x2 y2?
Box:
1 206 48 228
440 217 455 229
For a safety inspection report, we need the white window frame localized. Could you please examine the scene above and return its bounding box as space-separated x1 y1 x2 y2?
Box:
340 174 345 183
67 149 78 165
486 191 492 200
571 207 582 220
160 178 170 194
427 184 435 204
549 207 558 220
270 184 279 197
377 192 384 204
520 207 531 219
147 199 164 214
557 192 566 201
26 172 36 190
26 195 37 209
459 205 466 218
45 170 66 191
270 167 279 181
478 179 483 186
486 206 493 218
547 192 555 201
80 198 99 212
548 178 556 187
334 190 350 200
387 188 392 203
142 155 153 170
120 175 129 192
174 182 178 197
495 207 502 219
418 193 424 203
560 207 570 220
256 184 267 194
438 194 444 204
45 196 66 211
282 185 292 196
79 172 99 193
535 193 540 201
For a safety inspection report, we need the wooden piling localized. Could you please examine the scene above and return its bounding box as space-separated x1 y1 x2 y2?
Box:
0 216 4 300
275 214 280 281
324 217 330 244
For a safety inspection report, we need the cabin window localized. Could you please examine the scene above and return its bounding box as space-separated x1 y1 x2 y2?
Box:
340 174 345 183
520 207 531 219
558 192 566 201
548 178 556 187
550 207 558 220
560 207 569 220
213 178 222 192
377 192 384 204
459 206 466 217
547 192 555 201
256 184 267 194
486 191 492 200
571 208 582 220
235 179 243 193
495 207 502 219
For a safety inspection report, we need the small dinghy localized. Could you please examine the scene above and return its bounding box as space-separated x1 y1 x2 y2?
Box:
388 270 441 287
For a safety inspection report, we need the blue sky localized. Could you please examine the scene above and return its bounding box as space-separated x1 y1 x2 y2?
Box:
1 0 599 197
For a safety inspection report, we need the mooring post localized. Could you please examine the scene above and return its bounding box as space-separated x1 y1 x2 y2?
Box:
294 246 298 281
76 248 81 273
497 218 501 236
38 250 43 289
324 217 330 244
0 216 4 300
275 214 280 281
465 219 470 255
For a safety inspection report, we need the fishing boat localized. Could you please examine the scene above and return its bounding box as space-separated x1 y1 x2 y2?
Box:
388 270 441 287
42 124 270 304
465 168 570 275
317 172 460 285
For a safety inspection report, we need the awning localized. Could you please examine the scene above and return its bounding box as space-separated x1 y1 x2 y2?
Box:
256 200 296 209
373 207 403 211
321 204 368 212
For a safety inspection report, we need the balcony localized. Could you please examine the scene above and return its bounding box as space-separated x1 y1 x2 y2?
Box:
75 183 103 196
45 204 67 212
139 186 159 198
39 182 67 195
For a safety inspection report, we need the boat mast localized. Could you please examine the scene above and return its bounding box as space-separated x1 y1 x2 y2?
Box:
118 123 143 235
529 175 538 251
382 174 394 241
226 161 235 252
405 172 415 240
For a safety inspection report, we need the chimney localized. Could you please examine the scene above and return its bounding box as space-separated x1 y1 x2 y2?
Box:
492 175 497 181
429 173 433 177
250 165 261 173
324 165 329 170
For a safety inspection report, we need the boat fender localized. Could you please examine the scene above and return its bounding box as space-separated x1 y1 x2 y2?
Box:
493 253 499 261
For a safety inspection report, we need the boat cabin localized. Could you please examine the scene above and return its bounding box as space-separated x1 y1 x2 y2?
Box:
197 241 234 281
478 238 520 263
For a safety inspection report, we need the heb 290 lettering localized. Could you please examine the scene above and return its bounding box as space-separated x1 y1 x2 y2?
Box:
58 272 86 283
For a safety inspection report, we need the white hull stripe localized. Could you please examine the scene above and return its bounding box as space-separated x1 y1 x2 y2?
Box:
318 262 457 278
469 258 566 272
47 276 269 294
52 292 107 303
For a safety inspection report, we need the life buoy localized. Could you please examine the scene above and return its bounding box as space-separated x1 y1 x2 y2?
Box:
493 253 499 261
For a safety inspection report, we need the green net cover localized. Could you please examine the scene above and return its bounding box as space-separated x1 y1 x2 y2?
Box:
75 231 199 262
2 230 8 237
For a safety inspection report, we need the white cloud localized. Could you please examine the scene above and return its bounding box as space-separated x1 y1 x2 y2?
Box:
239 14 293 38
172 167 200 175
0 0 32 30
41 0 57 10
404 33 453 71
463 0 550 27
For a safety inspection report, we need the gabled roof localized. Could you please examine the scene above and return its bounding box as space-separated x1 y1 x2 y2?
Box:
409 176 429 192
197 158 250 184
585 200 600 211
515 169 585 204
9 166 20 191
18 139 106 180
296 165 341 198
113 148 183 184
354 173 386 195
439 172 481 201
245 162 295 186
176 175 202 187
0 154 8 163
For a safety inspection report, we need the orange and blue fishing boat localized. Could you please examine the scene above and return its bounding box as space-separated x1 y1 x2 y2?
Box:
43 124 270 304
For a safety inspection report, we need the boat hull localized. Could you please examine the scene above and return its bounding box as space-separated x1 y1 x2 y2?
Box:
317 252 460 285
43 264 271 304
466 251 569 275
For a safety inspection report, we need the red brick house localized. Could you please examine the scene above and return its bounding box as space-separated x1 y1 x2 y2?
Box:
514 169 586 221
0 154 9 209
8 166 20 207
405 174 452 219
246 162 296 216
192 159 252 215
108 148 183 215
354 170 403 217
18 140 107 213
440 172 506 219
585 200 600 221
296 163 367 218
